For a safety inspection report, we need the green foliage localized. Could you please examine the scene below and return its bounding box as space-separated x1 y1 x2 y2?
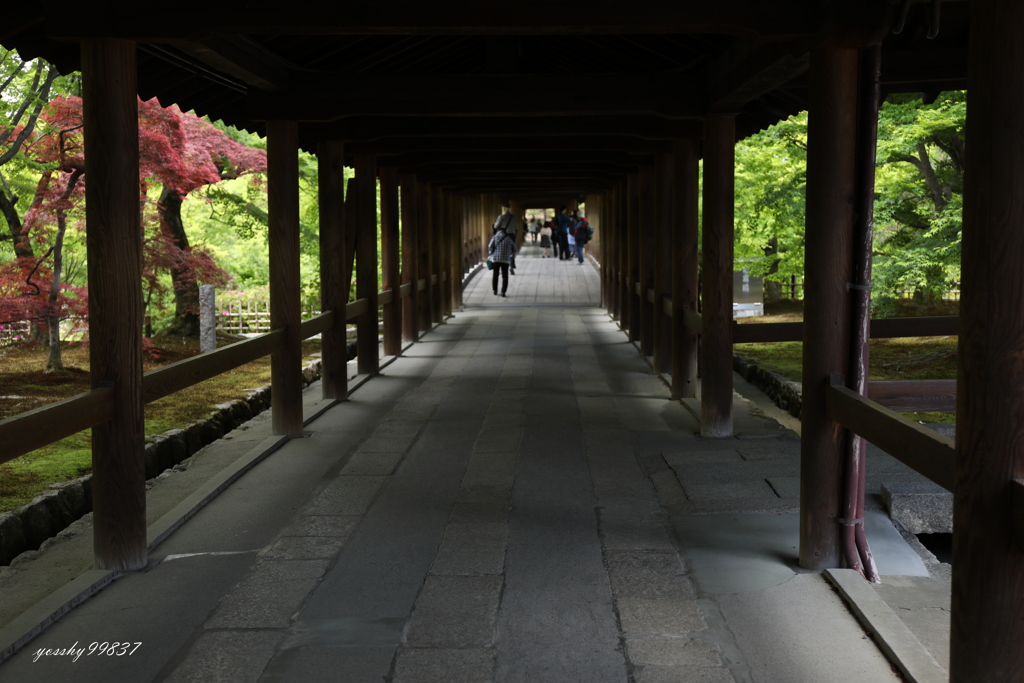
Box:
872 92 965 314
733 112 807 283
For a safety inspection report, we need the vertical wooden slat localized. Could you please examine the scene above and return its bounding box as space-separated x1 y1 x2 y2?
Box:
672 137 700 399
380 166 402 356
701 114 736 438
432 185 445 322
952 0 1024 677
83 37 145 571
267 121 303 438
354 154 379 375
318 140 346 400
800 48 859 570
653 153 673 374
400 174 419 342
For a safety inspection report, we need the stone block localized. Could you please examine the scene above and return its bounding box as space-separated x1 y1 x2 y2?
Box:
162 429 189 467
881 481 953 534
144 440 161 479
56 480 87 519
0 512 27 565
616 598 707 634
393 648 495 683
17 499 55 550
166 630 284 683
405 575 503 647
184 422 204 455
625 636 722 667
636 665 736 683
431 523 508 575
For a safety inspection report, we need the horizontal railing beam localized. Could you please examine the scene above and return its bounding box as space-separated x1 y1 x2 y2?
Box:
346 298 370 320
732 315 959 344
868 379 957 413
299 310 336 339
0 386 115 465
826 376 955 491
143 329 286 404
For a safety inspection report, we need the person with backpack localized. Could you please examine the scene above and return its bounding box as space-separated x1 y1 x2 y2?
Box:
493 202 518 274
571 213 593 264
488 224 517 297
555 206 572 261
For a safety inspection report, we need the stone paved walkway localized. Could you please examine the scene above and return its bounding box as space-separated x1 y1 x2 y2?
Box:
0 249 915 682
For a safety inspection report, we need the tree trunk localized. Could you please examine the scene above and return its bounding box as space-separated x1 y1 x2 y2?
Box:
45 169 84 372
158 186 200 336
764 236 783 303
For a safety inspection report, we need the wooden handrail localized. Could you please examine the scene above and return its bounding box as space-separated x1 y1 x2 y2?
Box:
731 315 959 344
0 386 115 465
647 288 656 305
635 282 641 296
431 274 438 286
144 329 286 404
399 282 413 297
346 298 369 320
379 289 394 306
826 376 955 491
868 379 957 413
300 311 336 339
417 278 427 292
683 308 702 334
663 296 673 317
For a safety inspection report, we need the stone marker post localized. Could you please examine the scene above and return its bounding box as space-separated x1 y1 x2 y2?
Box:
199 284 216 353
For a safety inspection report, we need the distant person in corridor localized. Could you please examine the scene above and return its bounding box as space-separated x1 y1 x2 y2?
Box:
493 203 518 275
556 206 572 261
488 223 516 297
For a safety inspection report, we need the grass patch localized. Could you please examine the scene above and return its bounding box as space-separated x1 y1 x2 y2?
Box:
0 335 321 513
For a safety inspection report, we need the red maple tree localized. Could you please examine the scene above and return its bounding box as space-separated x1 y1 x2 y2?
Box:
0 95 267 367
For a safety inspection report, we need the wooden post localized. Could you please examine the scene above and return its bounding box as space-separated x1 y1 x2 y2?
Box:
354 154 379 376
82 37 145 571
380 166 402 356
615 182 627 322
420 181 435 330
626 173 641 342
318 140 347 399
672 137 700 399
400 174 419 342
267 120 304 437
432 185 445 322
701 114 736 438
799 48 859 570
952 0 1024 677
653 153 673 374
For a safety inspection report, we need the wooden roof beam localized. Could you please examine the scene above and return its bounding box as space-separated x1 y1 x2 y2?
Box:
304 116 702 142
249 74 703 120
347 136 671 155
45 2 817 39
169 36 291 92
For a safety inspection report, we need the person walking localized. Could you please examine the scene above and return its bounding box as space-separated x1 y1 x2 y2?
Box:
488 225 516 297
527 215 540 243
555 206 572 261
493 202 518 274
539 222 553 257
571 211 591 264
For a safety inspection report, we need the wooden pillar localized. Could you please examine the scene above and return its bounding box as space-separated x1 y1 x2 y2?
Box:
653 153 673 374
799 48 859 570
701 114 736 438
431 185 444 323
614 182 626 322
672 138 700 399
318 140 347 400
82 37 146 571
952 0 1024 677
639 165 656 357
420 181 435 329
380 166 402 356
354 154 379 375
267 121 304 438
446 193 457 315
626 174 641 342
400 174 419 342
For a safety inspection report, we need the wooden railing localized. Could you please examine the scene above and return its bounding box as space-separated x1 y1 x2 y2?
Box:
826 376 955 491
0 274 441 467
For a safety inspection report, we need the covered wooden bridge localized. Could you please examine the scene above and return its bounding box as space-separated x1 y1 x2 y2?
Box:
1 1 1021 680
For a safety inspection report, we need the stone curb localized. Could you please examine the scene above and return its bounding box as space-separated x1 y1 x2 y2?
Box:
732 354 802 418
0 358 327 567
824 568 947 683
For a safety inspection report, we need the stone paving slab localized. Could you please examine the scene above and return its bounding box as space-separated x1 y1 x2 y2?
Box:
406 575 504 647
